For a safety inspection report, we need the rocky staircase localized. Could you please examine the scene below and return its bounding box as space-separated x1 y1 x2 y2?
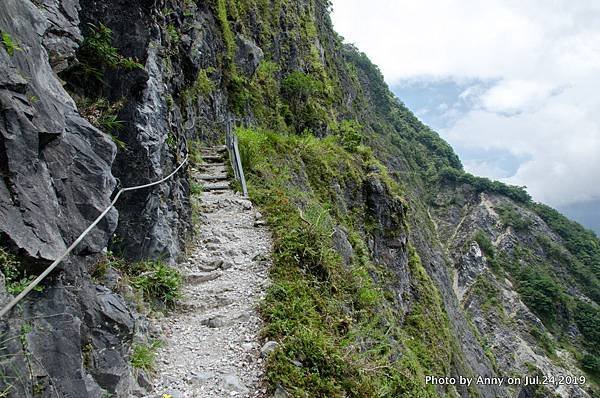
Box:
196 146 230 192
151 144 271 398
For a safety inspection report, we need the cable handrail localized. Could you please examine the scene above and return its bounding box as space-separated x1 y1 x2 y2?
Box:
0 156 189 319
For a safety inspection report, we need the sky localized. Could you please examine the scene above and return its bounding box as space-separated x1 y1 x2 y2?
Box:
331 0 600 234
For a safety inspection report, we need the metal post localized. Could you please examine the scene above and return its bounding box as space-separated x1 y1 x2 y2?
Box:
233 135 248 197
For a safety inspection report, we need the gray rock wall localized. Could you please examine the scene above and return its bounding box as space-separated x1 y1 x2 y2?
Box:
0 1 143 396
0 0 117 262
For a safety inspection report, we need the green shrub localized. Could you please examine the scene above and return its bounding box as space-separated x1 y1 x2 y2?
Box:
333 120 363 152
581 353 600 375
517 266 564 325
0 248 42 295
281 71 324 100
131 340 163 372
228 74 253 113
1 31 21 56
73 23 143 83
574 300 600 348
280 71 330 133
497 205 531 231
129 260 182 307
190 182 204 196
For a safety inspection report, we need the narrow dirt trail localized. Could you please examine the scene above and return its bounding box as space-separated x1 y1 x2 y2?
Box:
152 146 271 398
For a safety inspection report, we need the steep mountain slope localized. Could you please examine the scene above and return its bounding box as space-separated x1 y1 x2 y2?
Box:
0 0 598 397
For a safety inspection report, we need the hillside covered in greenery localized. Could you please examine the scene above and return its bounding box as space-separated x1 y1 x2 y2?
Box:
1 0 599 396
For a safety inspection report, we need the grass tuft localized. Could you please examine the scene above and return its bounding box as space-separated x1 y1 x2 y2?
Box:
131 340 163 373
94 255 181 308
0 248 42 295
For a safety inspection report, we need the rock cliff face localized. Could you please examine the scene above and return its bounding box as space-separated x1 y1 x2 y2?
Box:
0 0 598 397
0 0 137 396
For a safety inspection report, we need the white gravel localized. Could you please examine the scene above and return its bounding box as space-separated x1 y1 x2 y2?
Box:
151 157 272 398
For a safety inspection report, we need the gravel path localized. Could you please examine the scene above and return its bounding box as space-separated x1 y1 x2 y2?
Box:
151 148 272 398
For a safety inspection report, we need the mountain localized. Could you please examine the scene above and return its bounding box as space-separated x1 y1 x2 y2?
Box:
0 0 598 397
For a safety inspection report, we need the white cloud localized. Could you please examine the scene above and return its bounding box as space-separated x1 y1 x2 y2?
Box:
331 0 600 207
479 80 557 114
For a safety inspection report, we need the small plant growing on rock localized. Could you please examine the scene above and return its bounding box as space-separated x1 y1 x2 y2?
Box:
166 24 181 45
188 140 203 166
65 23 143 87
1 31 21 56
129 260 182 308
79 23 144 71
93 255 181 309
76 97 127 149
0 248 42 295
190 182 204 196
131 340 163 373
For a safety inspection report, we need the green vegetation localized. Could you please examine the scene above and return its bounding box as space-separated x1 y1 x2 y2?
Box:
188 140 204 165
228 74 254 113
331 119 363 152
193 68 216 97
533 203 600 303
75 97 127 149
190 182 204 196
438 167 531 203
128 260 181 307
469 274 503 313
281 71 330 134
237 128 456 397
516 264 565 326
497 205 531 232
581 353 600 375
573 300 600 375
166 24 181 44
473 230 500 272
130 340 163 372
215 0 236 63
94 255 181 308
574 301 600 347
529 325 556 357
0 248 42 296
1 31 21 56
77 23 143 78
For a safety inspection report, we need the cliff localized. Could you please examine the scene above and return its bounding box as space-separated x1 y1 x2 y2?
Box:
0 0 598 397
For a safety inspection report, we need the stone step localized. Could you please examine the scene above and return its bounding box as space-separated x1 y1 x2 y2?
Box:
201 145 226 153
197 174 228 181
179 295 234 314
202 155 224 163
184 272 222 284
199 162 226 169
204 182 230 191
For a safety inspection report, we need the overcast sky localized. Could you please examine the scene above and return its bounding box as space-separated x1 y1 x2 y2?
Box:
331 0 600 232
